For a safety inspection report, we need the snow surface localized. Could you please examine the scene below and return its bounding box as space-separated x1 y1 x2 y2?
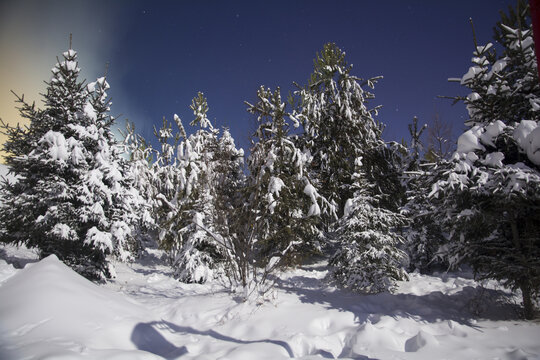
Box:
1 245 539 360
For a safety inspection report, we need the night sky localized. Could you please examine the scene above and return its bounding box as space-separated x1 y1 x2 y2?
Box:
0 0 518 157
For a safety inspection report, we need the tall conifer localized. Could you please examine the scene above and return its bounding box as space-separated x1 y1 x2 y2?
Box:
0 48 141 279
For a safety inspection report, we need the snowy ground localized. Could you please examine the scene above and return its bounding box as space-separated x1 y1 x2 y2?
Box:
0 244 539 360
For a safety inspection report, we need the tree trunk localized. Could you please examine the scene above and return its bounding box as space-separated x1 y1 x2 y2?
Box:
510 220 520 250
510 218 536 319
520 280 534 320
511 219 535 319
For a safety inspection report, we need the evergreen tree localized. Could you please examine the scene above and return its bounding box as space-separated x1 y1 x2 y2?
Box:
449 2 539 126
434 4 540 319
402 167 450 272
401 117 449 271
121 121 157 243
293 43 407 291
0 48 141 279
246 86 330 268
432 120 540 319
212 127 245 251
172 93 224 282
151 93 245 284
330 158 408 293
295 43 402 216
152 116 184 252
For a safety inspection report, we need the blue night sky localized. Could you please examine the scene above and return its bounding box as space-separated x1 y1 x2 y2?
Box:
0 0 518 154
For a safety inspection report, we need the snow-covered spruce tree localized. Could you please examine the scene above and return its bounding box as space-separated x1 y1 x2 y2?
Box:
171 93 225 283
401 117 449 272
402 168 450 272
0 48 141 279
84 76 144 264
293 43 407 290
295 43 403 217
330 158 408 293
211 128 245 271
121 121 157 243
448 1 539 125
245 86 330 268
153 93 241 283
213 128 245 221
433 4 540 319
151 116 184 251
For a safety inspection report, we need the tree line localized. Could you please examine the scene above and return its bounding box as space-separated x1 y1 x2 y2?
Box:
1 1 539 318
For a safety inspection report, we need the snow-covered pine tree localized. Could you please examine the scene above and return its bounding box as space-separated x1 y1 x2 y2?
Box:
0 48 141 279
212 128 245 251
121 121 157 243
433 3 540 319
152 116 184 251
330 157 408 293
401 117 449 271
152 93 243 283
403 169 451 272
293 43 407 290
83 75 144 264
171 93 225 283
295 43 402 216
449 1 539 125
213 128 245 213
246 86 330 268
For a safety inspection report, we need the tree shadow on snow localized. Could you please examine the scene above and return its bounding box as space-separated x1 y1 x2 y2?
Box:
278 275 521 327
129 250 173 276
131 322 188 359
131 320 295 358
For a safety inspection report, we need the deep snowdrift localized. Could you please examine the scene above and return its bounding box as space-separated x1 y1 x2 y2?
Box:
0 254 156 359
0 247 539 359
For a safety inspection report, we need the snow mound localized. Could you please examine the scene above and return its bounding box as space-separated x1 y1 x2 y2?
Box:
0 259 17 284
0 255 153 359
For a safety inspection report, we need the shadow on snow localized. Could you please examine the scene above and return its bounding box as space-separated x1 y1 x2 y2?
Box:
131 320 296 359
278 274 521 327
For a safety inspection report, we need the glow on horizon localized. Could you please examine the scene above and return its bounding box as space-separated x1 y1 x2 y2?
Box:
0 0 121 163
